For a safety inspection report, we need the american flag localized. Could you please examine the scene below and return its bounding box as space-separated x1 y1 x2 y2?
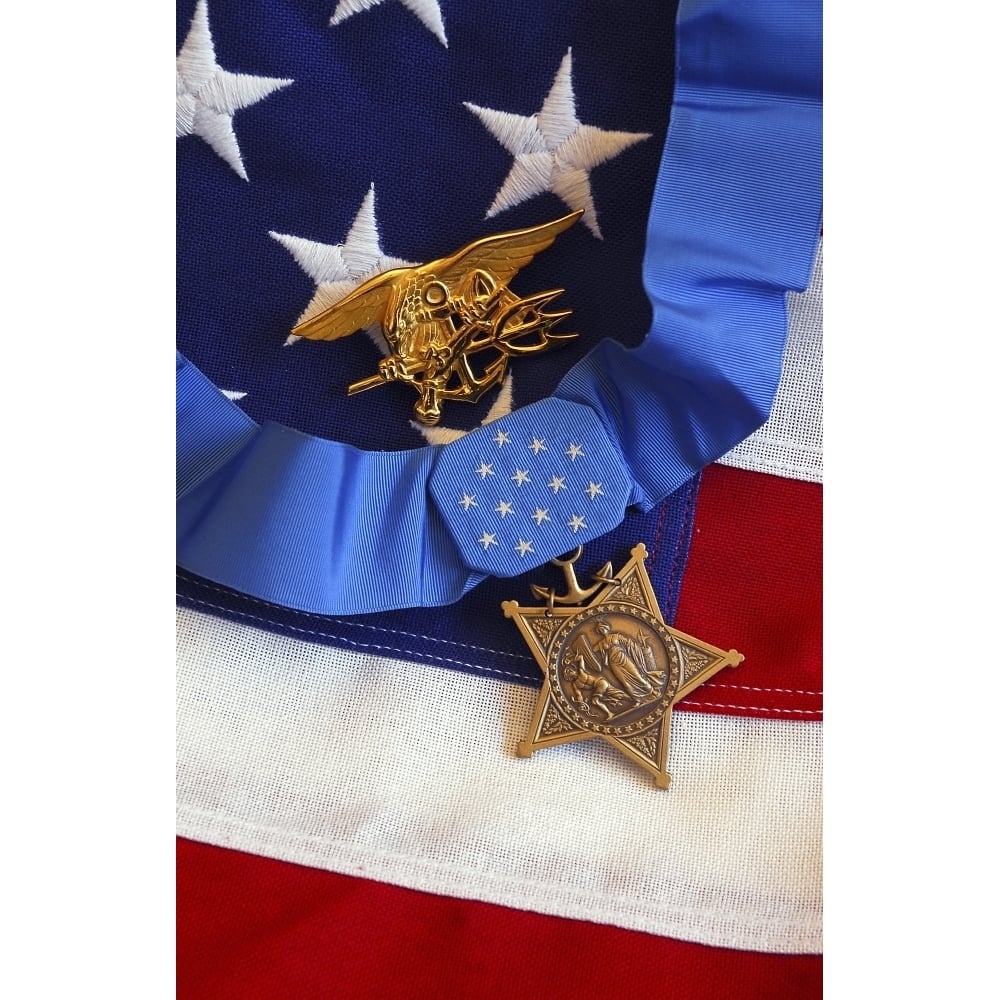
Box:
177 0 822 994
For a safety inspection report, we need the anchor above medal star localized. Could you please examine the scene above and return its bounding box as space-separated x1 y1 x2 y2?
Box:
290 210 582 426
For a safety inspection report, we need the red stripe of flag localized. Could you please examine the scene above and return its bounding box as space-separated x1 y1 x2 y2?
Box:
673 464 822 720
178 839 821 999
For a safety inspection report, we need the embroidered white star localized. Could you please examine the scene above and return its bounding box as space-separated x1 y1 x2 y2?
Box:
548 475 567 493
515 539 535 558
533 508 551 526
459 493 477 510
221 390 247 401
494 429 511 447
496 501 514 518
476 462 495 479
271 187 415 346
330 0 448 48
529 437 547 455
568 514 587 533
512 469 531 487
566 443 585 461
585 482 604 500
176 0 293 182
479 531 498 550
464 49 651 238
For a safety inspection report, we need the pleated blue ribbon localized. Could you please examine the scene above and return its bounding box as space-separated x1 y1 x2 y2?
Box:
177 0 822 615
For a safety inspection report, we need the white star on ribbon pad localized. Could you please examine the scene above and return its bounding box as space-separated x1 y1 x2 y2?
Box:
429 400 631 575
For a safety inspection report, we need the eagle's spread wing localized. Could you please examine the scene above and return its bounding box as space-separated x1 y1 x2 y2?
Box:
291 267 410 342
430 210 581 288
291 211 579 341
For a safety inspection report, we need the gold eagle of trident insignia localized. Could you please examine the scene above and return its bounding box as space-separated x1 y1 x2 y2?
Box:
291 210 583 425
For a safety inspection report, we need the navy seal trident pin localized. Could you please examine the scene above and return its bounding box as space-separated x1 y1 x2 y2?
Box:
291 211 581 426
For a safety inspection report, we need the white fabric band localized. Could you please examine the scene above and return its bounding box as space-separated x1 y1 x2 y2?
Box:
177 606 822 953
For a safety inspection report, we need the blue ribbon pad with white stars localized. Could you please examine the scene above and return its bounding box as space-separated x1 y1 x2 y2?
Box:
428 400 632 576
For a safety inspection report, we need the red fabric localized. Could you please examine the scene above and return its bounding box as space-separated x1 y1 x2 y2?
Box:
177 839 821 999
674 464 823 720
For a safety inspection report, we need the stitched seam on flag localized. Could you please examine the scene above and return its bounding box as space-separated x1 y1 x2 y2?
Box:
647 487 672 572
683 702 822 716
736 437 822 454
639 475 698 625
722 456 822 476
176 573 534 662
718 446 824 479
323 617 529 661
646 474 695 581
712 684 822 696
176 805 819 934
177 581 821 697
663 475 699 615
180 597 532 681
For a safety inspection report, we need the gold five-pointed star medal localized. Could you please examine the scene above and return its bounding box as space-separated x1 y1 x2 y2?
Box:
291 211 581 426
503 544 743 789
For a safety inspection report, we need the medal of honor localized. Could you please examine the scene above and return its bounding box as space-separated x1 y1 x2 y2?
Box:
504 544 743 788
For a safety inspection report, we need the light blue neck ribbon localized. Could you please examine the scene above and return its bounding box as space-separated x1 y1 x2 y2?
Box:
177 0 822 615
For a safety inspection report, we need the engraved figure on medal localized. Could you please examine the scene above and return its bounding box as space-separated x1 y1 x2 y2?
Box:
551 610 680 736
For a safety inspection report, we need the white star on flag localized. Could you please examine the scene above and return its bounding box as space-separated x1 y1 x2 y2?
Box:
464 49 650 238
533 508 550 526
478 531 497 550
459 494 477 510
494 430 511 447
512 469 531 487
548 475 566 493
270 187 415 346
515 539 535 557
330 0 448 48
176 0 293 181
496 501 514 517
476 462 495 479
566 443 585 461
529 438 547 455
585 482 604 500
567 514 587 533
